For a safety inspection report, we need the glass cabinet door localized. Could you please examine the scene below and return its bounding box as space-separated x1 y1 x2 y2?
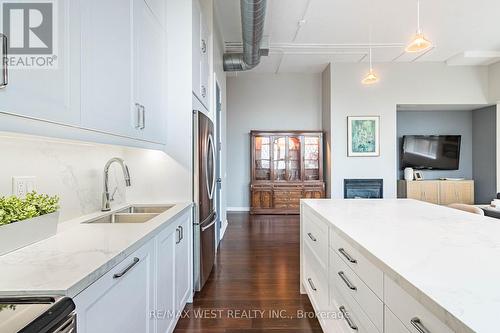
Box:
304 136 320 180
254 136 271 180
272 136 286 181
287 136 301 181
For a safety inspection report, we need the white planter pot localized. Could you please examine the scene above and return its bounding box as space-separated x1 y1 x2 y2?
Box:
0 212 59 256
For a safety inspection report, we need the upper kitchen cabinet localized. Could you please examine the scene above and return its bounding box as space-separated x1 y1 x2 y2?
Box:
133 0 167 143
0 0 80 125
192 0 210 109
79 0 136 138
80 0 167 144
1 0 167 147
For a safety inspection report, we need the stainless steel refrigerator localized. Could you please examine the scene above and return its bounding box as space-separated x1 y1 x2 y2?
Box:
193 103 216 292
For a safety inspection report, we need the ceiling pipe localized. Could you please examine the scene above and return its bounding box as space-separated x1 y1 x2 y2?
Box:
223 0 268 71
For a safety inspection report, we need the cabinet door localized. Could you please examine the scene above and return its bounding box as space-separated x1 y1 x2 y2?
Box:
407 181 439 204
192 0 201 103
304 186 324 199
439 181 474 205
133 0 167 143
251 186 273 209
199 7 210 108
0 0 79 125
287 136 302 181
80 0 136 138
175 214 192 312
75 241 155 333
156 225 176 333
304 136 321 181
253 135 271 181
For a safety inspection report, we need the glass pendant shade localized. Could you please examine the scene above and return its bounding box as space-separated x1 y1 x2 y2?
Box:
405 32 432 53
361 69 379 85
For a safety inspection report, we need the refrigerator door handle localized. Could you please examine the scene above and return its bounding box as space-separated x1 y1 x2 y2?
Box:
201 219 216 232
205 134 216 200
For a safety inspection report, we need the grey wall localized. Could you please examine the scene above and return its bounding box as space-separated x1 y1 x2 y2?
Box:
397 110 473 180
472 106 497 203
321 65 332 198
226 73 322 209
330 63 489 198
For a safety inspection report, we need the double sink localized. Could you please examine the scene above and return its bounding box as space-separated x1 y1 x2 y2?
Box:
85 205 174 224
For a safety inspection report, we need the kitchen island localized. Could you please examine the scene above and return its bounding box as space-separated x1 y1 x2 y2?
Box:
300 199 500 333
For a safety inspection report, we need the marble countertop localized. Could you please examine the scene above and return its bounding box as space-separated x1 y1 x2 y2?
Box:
0 202 192 298
303 199 500 333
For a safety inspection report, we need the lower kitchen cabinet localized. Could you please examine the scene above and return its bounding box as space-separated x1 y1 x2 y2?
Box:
74 209 192 333
174 215 192 312
74 241 155 333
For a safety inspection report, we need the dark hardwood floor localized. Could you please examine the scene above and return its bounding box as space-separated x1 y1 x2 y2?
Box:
174 213 322 333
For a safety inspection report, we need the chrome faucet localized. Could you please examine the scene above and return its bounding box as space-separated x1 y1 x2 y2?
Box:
101 157 131 211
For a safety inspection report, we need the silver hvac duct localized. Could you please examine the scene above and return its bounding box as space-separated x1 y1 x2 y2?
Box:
223 0 267 71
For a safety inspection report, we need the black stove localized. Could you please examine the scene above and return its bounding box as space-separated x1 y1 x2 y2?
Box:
0 296 76 333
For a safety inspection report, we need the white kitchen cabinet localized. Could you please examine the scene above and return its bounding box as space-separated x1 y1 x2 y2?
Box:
80 0 166 143
0 0 80 125
79 0 135 138
192 0 209 109
175 213 192 312
156 223 177 333
133 0 167 143
74 240 155 333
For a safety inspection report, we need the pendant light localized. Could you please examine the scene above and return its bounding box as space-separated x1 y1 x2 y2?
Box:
362 36 379 85
405 0 432 53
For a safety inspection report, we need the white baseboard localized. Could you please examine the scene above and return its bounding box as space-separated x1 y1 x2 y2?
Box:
220 219 228 239
227 206 250 212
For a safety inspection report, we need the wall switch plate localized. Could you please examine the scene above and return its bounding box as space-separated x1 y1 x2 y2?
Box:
12 177 36 197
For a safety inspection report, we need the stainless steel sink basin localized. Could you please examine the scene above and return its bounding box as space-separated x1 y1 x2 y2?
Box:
116 205 174 214
86 213 159 224
84 205 173 224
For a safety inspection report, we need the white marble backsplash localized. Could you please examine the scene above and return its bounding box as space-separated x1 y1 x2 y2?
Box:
0 132 191 222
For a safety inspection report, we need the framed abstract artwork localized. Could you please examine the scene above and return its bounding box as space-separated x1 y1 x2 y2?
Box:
347 116 380 157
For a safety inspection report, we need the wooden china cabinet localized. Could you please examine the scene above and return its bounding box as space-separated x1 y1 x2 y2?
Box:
250 130 325 214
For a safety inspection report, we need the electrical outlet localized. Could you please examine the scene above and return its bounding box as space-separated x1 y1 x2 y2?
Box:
12 177 36 197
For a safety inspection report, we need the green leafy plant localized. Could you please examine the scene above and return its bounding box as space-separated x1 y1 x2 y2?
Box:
0 192 59 226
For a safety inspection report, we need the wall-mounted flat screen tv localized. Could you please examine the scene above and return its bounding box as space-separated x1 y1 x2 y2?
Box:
401 135 461 170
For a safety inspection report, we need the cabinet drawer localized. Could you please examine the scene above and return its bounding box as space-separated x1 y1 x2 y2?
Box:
303 243 329 311
332 282 380 333
331 250 383 332
331 229 383 298
385 306 410 333
385 276 454 333
303 209 329 270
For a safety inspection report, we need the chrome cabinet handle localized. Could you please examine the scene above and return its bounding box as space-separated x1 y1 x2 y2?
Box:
339 248 357 264
113 257 139 279
339 306 358 331
307 278 317 291
179 225 183 241
135 103 141 129
176 227 181 244
201 39 207 54
307 232 317 242
411 317 431 333
140 105 145 129
338 271 357 290
0 33 7 88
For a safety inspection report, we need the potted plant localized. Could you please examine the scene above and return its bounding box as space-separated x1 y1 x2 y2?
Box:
0 192 60 256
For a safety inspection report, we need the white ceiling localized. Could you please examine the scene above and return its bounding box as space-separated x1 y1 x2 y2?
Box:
215 0 500 73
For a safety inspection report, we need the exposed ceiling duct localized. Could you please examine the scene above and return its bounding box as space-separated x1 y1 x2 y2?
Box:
223 0 268 71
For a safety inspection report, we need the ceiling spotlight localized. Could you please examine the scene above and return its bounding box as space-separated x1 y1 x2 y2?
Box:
406 0 433 53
